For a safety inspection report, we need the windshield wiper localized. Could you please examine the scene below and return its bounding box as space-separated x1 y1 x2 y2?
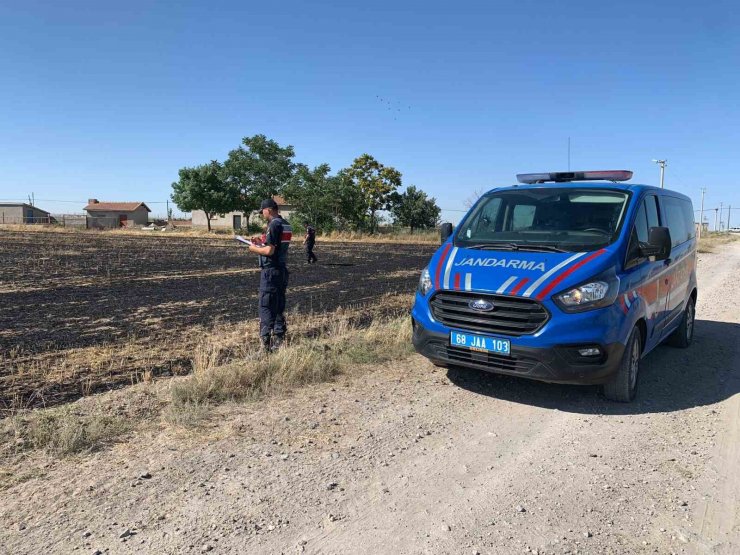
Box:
514 244 569 253
464 242 568 253
466 243 519 251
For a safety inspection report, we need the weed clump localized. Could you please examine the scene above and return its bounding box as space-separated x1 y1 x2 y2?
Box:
6 408 129 457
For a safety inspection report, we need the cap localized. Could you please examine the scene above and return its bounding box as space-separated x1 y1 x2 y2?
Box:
260 198 278 210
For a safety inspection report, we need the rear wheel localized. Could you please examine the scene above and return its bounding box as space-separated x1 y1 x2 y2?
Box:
603 327 641 402
667 297 696 348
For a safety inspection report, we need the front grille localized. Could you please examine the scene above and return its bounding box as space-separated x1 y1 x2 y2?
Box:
430 291 549 336
431 342 537 374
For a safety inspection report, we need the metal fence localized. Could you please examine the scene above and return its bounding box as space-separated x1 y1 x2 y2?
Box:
0 214 120 229
0 215 57 225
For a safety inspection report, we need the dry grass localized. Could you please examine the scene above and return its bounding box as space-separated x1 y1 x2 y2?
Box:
319 229 439 244
167 312 414 421
3 407 130 457
698 232 739 253
0 222 441 244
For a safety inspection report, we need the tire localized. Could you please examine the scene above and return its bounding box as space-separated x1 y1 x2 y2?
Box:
666 296 696 348
603 327 642 403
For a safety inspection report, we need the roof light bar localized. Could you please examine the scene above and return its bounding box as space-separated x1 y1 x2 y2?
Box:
516 170 633 184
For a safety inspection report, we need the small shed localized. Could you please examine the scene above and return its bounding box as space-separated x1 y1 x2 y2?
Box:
0 203 53 224
84 199 151 228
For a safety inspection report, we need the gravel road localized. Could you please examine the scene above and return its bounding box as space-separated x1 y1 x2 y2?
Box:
2 242 739 555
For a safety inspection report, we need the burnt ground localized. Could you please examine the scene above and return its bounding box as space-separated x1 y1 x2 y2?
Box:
0 230 435 410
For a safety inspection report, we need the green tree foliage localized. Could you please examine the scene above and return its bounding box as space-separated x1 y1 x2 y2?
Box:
224 134 296 213
346 154 402 233
283 163 336 231
389 186 442 232
171 161 237 231
331 169 367 230
283 165 367 232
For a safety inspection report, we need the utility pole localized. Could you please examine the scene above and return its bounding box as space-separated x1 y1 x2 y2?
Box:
719 202 724 232
714 208 719 232
698 187 706 240
728 205 732 231
652 159 667 188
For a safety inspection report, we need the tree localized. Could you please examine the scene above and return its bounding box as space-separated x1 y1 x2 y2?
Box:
345 154 402 233
330 170 367 231
171 161 237 232
283 165 367 232
283 163 336 232
224 134 296 213
389 186 441 232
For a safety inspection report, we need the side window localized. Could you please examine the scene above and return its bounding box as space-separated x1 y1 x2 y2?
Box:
664 197 688 247
626 200 649 265
634 201 649 243
645 195 660 230
510 204 536 230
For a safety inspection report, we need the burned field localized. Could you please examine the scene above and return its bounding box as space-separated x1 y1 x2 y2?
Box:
0 230 435 411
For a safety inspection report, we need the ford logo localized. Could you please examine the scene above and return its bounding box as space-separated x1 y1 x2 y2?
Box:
468 299 494 312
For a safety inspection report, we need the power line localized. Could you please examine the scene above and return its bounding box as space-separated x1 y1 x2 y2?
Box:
0 198 170 204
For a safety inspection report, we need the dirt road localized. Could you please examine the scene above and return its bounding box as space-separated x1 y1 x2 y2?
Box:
2 242 739 554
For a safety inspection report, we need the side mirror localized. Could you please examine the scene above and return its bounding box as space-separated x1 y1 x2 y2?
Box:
640 226 672 261
440 222 453 244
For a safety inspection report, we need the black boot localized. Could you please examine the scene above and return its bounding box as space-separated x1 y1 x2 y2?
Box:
260 335 272 353
272 334 285 350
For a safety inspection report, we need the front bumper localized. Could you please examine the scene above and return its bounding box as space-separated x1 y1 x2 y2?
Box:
412 319 625 385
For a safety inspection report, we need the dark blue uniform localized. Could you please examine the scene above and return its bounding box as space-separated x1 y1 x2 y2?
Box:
259 216 291 343
305 225 317 264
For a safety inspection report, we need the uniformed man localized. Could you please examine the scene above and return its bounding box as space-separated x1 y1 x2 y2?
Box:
303 223 317 264
248 199 292 351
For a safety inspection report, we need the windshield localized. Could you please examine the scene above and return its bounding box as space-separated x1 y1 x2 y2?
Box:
455 188 630 252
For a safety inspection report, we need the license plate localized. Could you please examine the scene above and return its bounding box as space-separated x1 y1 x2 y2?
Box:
450 331 511 355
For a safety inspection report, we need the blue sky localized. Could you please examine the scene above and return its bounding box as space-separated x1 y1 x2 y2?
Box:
1 0 738 225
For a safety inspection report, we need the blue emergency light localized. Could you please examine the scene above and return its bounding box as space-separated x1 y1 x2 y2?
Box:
516 170 633 184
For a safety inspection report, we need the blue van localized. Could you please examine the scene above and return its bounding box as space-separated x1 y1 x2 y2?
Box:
411 171 697 402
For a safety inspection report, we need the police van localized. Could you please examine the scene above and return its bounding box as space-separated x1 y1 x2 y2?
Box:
411 171 697 402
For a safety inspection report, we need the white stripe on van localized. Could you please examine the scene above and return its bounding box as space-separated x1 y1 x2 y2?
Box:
522 252 586 297
464 273 472 291
443 247 458 289
496 276 518 294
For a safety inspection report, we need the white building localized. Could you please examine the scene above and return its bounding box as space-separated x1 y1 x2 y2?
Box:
191 196 295 230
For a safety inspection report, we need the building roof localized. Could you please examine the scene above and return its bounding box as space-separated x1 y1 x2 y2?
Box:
84 202 151 212
0 203 50 214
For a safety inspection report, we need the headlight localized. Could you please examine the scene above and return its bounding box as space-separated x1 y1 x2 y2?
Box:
418 267 433 296
555 281 611 311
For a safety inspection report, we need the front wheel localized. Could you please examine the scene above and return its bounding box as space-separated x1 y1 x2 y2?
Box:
666 297 696 348
603 327 642 402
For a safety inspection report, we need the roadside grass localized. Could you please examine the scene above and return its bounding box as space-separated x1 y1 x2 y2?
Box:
2 406 130 458
698 232 739 253
167 313 414 422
